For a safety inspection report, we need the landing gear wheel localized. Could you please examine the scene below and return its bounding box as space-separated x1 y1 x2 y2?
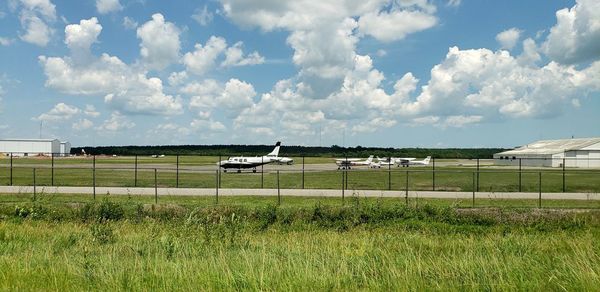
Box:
224 169 227 173
237 169 241 173
253 169 257 173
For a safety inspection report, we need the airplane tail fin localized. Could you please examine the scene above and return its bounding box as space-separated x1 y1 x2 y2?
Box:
267 141 281 157
423 156 431 164
366 155 374 163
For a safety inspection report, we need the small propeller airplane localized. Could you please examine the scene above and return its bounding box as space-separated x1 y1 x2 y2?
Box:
335 155 374 170
218 142 283 173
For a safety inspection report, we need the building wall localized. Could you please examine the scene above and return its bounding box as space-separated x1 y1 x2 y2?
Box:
0 140 60 156
493 154 554 167
494 151 600 168
60 142 71 156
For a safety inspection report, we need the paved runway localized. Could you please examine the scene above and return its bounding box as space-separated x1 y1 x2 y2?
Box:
1 186 598 200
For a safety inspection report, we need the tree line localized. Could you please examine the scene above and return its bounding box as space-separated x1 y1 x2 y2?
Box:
72 144 506 159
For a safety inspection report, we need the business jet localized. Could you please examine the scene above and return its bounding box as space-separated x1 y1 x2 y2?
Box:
397 156 431 167
218 142 282 173
335 155 374 170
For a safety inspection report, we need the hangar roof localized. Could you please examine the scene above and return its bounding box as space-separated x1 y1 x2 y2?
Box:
0 138 60 142
496 137 600 156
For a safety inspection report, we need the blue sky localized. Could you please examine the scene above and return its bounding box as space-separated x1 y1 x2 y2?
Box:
0 0 599 148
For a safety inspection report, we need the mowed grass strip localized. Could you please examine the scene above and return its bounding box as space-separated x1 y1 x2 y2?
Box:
1 167 600 193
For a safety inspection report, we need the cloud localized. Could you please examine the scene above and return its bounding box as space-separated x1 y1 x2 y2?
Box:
543 0 600 64
104 76 183 116
122 16 138 30
39 18 183 116
496 28 521 50
72 118 94 131
0 37 14 46
221 42 265 67
190 119 226 132
136 13 181 70
192 5 213 26
400 46 596 120
35 103 81 122
358 8 437 42
184 78 256 117
16 0 56 47
447 0 461 7
84 104 100 117
96 0 122 14
183 36 227 75
65 17 102 64
219 0 439 99
97 112 135 132
168 71 188 87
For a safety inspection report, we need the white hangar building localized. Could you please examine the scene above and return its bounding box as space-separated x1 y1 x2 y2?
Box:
494 137 600 168
0 139 71 157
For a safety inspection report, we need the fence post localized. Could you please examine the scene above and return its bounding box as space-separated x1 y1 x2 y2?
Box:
476 158 480 192
432 157 435 191
562 158 566 192
218 155 222 189
388 160 392 191
345 167 348 190
154 168 158 204
261 156 264 189
538 172 542 208
472 172 475 208
215 170 219 205
10 153 13 186
33 168 36 200
93 155 96 200
176 155 179 188
518 158 522 192
302 156 305 189
405 170 409 205
134 155 138 187
341 170 345 203
277 170 281 206
51 153 54 186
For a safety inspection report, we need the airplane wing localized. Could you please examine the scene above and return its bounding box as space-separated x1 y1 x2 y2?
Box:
335 158 361 162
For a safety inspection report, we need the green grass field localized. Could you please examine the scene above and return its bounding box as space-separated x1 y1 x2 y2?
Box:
1 197 599 290
1 166 599 193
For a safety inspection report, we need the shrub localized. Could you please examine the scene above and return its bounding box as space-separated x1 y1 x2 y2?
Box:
79 199 124 222
90 223 115 244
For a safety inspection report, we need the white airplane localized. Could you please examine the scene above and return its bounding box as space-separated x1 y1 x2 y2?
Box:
273 156 294 165
218 142 282 173
335 155 374 170
397 156 431 167
371 157 395 168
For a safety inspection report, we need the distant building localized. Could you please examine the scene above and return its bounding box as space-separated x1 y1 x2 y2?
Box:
60 141 71 157
494 137 600 168
0 139 71 157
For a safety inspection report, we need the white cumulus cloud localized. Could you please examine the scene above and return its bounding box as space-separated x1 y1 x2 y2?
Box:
17 0 56 47
39 18 183 116
543 0 600 64
35 103 81 122
97 112 135 132
96 0 122 14
137 13 181 70
496 28 522 50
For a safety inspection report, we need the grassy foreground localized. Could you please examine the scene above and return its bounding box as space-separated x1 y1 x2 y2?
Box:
1 198 600 290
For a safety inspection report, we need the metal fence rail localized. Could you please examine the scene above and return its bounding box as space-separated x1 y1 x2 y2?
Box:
1 154 600 208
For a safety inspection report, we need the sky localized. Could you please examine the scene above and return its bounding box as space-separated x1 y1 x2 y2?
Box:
0 0 599 148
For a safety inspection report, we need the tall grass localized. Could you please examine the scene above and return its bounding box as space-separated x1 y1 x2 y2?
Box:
1 201 599 290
